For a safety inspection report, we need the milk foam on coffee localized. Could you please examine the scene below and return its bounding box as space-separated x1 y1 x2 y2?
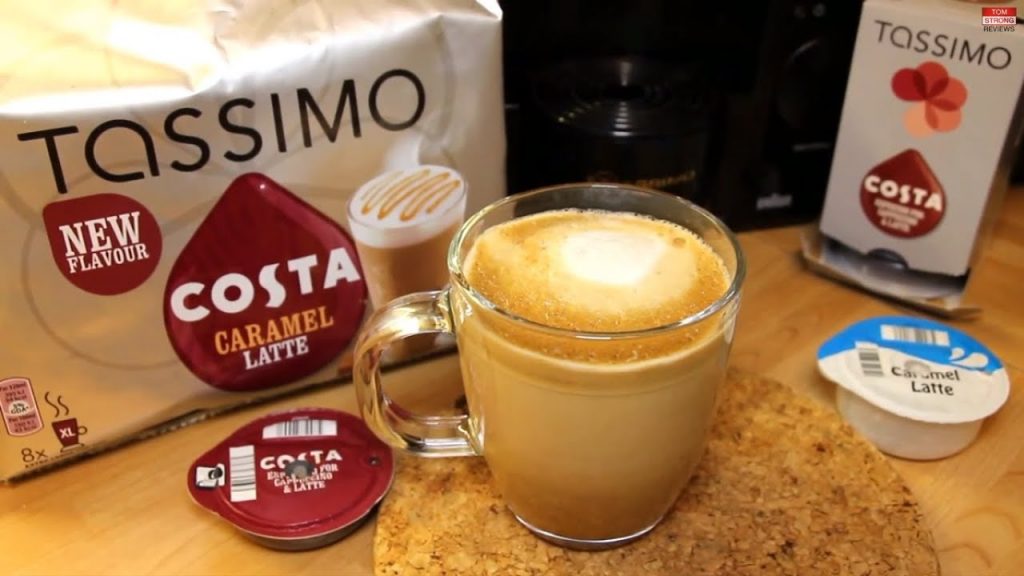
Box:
347 166 466 248
464 209 728 336
561 229 680 286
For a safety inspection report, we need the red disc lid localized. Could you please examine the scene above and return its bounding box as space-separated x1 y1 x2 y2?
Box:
187 408 393 549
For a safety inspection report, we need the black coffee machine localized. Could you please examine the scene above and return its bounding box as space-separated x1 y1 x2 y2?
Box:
501 1 863 231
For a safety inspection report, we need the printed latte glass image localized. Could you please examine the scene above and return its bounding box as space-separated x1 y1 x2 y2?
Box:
353 183 745 549
347 165 467 358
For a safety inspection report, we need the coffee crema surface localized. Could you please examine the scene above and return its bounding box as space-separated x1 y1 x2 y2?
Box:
463 209 729 362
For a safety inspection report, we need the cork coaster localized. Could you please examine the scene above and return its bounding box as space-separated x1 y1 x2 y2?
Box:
373 368 940 576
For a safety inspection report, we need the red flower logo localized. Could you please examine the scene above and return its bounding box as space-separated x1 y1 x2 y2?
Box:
891 62 968 137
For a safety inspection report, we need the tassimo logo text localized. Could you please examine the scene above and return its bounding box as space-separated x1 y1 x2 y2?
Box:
874 20 1012 70
16 68 426 195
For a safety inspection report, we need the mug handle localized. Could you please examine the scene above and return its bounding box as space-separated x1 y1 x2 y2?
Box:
353 289 475 457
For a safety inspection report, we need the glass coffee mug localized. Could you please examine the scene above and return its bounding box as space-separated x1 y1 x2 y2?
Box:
353 183 745 550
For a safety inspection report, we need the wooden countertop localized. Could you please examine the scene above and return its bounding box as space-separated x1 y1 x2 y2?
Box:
2 190 1022 576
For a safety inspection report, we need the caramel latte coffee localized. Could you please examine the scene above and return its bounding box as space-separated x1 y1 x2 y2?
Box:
456 209 731 541
353 184 743 549
348 165 467 309
348 166 466 358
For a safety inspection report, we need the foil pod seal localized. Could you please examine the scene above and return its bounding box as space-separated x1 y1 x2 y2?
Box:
188 408 394 550
818 315 1009 460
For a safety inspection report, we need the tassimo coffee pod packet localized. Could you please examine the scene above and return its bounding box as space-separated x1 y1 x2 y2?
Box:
0 0 504 481
818 316 1010 460
806 0 1024 317
188 408 393 550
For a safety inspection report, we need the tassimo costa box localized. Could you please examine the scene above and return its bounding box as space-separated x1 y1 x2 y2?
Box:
0 0 505 480
810 0 1024 315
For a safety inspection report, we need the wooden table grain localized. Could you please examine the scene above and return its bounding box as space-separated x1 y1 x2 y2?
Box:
2 190 1022 576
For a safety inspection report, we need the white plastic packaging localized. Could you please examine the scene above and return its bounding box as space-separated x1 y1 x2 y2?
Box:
818 316 1009 460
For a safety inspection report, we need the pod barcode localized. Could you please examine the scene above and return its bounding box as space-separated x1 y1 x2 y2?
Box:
229 445 256 502
880 325 950 347
262 418 338 439
857 345 884 377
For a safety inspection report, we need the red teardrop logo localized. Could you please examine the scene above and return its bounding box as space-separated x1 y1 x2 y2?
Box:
164 173 367 391
860 149 945 238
